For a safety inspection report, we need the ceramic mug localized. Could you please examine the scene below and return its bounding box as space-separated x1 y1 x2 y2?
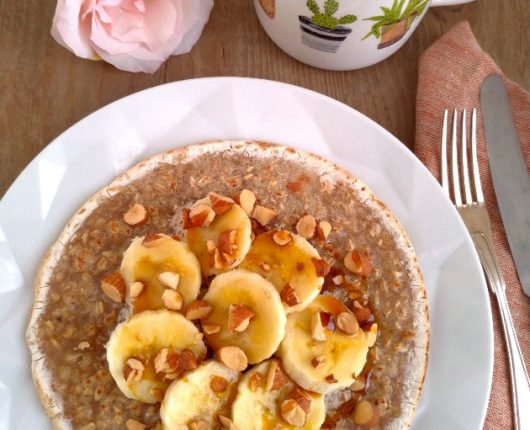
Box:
253 0 473 70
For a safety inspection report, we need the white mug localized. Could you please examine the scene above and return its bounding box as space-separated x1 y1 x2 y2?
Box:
253 0 473 70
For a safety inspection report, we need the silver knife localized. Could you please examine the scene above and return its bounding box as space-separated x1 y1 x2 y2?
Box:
480 74 530 296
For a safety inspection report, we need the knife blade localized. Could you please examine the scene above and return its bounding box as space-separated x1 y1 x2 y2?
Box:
480 74 530 296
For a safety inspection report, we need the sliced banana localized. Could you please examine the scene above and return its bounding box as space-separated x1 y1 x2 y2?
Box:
185 194 252 276
240 231 325 313
161 360 239 429
278 295 370 394
107 310 207 403
120 233 202 313
201 270 286 364
232 360 325 430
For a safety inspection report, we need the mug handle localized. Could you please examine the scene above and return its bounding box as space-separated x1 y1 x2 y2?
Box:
430 0 474 5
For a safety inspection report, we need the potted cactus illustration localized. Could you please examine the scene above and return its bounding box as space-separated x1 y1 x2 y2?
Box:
363 0 428 49
299 0 357 53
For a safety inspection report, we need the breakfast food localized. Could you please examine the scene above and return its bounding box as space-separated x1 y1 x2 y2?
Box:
27 141 428 430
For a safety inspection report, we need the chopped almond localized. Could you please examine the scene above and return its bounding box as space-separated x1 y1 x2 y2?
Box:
350 375 366 392
365 323 378 347
316 220 332 240
218 346 248 371
336 311 359 335
209 192 234 215
344 250 372 277
319 311 335 332
218 415 237 430
213 248 224 269
272 230 293 246
280 284 300 307
280 399 307 427
265 360 288 391
129 281 145 298
252 205 276 226
158 271 180 290
185 300 213 320
126 419 146 430
210 375 229 393
325 374 338 384
206 240 217 254
124 358 144 382
236 189 256 215
154 348 172 374
312 258 331 277
296 214 316 239
177 349 198 371
189 203 216 228
289 388 312 414
228 304 255 332
123 203 147 226
188 420 208 430
100 272 126 303
202 323 221 335
162 289 183 310
311 355 325 369
352 305 374 325
218 230 237 255
141 232 163 247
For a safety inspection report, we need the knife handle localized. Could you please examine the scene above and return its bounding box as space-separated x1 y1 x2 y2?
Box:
472 232 530 430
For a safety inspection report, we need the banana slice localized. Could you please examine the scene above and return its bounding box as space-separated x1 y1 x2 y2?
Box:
107 310 207 403
240 231 326 313
232 360 325 430
161 360 239 430
278 295 371 394
201 270 286 364
120 233 201 313
185 194 252 276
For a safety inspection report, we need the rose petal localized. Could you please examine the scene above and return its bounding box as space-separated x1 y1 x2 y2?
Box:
51 0 96 59
172 0 213 55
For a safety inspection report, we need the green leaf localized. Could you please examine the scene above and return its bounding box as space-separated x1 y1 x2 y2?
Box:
307 0 320 15
338 14 357 25
324 0 339 16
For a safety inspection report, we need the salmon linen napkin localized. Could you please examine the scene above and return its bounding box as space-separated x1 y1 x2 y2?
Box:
415 21 530 429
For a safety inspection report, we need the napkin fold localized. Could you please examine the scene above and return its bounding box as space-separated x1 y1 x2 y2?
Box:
415 21 530 430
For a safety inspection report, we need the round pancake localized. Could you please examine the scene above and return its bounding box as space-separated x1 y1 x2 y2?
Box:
27 141 429 429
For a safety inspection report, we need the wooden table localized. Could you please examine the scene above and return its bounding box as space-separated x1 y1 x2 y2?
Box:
1 0 528 197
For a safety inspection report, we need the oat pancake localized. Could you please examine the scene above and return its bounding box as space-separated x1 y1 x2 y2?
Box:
27 141 429 430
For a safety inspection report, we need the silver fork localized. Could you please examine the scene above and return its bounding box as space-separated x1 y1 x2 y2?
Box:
441 108 530 430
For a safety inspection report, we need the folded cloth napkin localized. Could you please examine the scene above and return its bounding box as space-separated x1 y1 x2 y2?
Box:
415 21 530 430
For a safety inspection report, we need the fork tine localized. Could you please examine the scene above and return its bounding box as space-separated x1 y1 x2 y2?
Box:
461 109 473 204
451 109 462 206
441 110 449 195
471 108 484 203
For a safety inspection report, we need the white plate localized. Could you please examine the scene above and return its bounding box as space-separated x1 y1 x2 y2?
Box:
0 77 492 429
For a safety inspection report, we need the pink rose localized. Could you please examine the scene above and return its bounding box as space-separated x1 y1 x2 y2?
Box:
51 0 214 73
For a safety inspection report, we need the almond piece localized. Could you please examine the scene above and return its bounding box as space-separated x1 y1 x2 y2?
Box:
206 240 217 254
218 415 237 430
316 220 332 240
76 341 90 350
272 230 293 246
142 232 163 247
202 323 221 335
218 230 237 255
188 420 208 430
280 399 306 427
265 360 288 391
280 283 300 307
336 311 359 335
177 349 198 371
185 300 213 320
189 203 216 228
311 355 325 369
123 203 148 226
162 289 183 310
296 214 316 239
332 274 344 285
158 271 180 290
124 358 144 382
126 419 146 430
352 306 374 325
210 375 229 393
236 189 256 215
100 272 126 302
154 348 171 373
319 311 335 332
311 312 327 341
325 374 338 384
289 388 312 414
344 250 372 277
218 346 248 371
228 304 255 332
182 208 192 229
252 205 276 226
213 248 224 269
129 281 145 298
312 257 331 277
365 323 378 347
350 375 366 392
354 400 375 425
209 192 234 215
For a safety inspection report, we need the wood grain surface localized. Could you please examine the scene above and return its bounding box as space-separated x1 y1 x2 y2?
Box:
0 0 529 197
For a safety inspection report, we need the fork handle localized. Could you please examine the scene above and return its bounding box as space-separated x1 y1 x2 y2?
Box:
472 232 530 430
